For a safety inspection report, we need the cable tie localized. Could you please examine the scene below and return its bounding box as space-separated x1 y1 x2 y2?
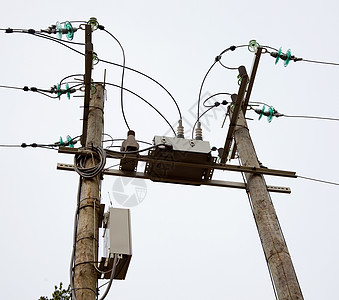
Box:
5 28 13 33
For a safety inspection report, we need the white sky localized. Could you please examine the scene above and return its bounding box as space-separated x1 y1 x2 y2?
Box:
1 1 339 299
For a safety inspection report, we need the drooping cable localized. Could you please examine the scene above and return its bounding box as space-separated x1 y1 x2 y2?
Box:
105 144 166 156
3 26 182 121
191 100 229 139
100 27 129 130
202 92 231 107
197 61 217 122
96 82 176 136
197 45 247 122
98 58 182 120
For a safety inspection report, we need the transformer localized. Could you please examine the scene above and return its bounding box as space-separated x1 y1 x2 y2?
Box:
145 136 214 185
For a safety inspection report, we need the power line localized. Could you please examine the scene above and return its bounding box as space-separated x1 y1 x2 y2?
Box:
249 103 339 123
202 92 231 107
100 27 129 130
99 58 182 120
2 26 182 121
282 114 339 122
97 82 176 135
297 175 339 187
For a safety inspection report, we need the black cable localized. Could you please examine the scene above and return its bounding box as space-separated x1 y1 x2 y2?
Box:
4 29 85 56
197 44 248 122
98 58 182 120
202 92 231 107
0 84 24 91
261 45 279 52
300 59 339 66
94 81 176 136
0 83 80 100
60 74 84 85
3 28 85 46
101 28 129 130
32 32 85 55
105 144 165 155
297 175 339 186
3 27 182 121
216 44 248 70
249 102 339 123
0 136 80 150
102 138 153 147
197 61 218 122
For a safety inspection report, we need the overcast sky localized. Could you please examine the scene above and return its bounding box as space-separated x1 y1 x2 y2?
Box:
1 1 339 299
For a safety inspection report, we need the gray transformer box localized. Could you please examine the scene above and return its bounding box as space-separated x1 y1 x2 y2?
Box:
98 207 132 280
145 136 214 185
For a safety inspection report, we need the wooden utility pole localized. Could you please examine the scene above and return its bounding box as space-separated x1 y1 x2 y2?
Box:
73 84 105 300
232 97 303 299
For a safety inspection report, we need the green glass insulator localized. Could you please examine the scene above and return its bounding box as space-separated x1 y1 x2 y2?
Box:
91 84 97 95
56 83 61 100
92 52 99 65
66 135 74 148
59 137 64 146
237 74 242 85
56 22 63 40
259 105 265 120
64 21 74 41
88 17 99 31
284 49 291 67
248 40 260 52
268 106 274 122
66 83 70 99
275 47 282 65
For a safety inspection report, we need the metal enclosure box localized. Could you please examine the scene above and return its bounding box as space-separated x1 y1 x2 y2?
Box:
145 136 214 185
98 207 132 280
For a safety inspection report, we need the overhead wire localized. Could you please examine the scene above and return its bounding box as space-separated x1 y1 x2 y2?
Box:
299 59 339 66
202 92 231 107
297 175 339 186
95 81 176 136
282 114 339 122
98 58 182 120
2 25 182 123
248 102 339 123
100 27 129 130
197 44 248 122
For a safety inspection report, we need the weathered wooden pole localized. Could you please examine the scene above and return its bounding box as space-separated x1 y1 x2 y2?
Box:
73 84 105 299
233 103 303 299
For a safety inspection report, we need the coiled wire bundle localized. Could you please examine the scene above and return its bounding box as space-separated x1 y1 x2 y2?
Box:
74 146 106 178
